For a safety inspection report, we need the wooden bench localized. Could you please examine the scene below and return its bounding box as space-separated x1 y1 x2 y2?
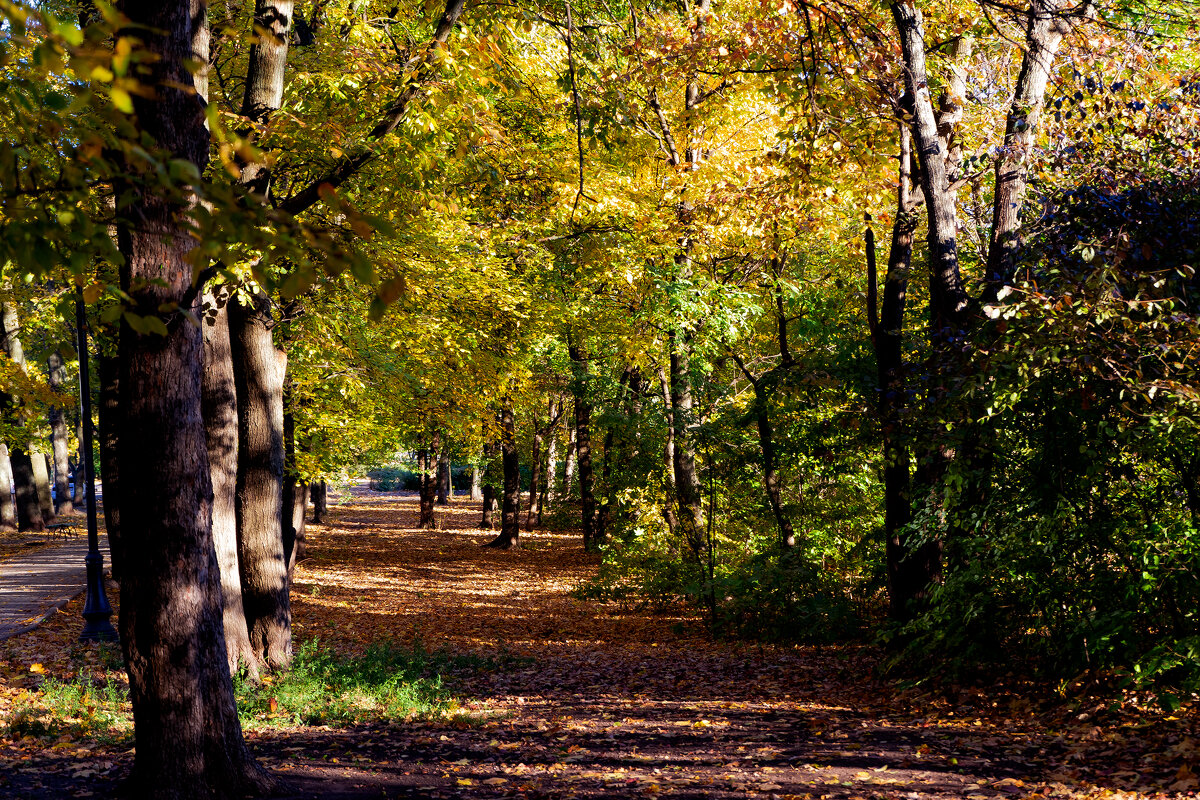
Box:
46 521 82 540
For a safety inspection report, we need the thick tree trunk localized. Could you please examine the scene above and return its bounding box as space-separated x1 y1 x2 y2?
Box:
97 353 121 577
114 1 269 793
33 453 54 524
201 296 259 680
229 290 291 672
1 301 44 533
469 464 483 502
436 451 449 505
568 343 598 549
486 397 520 548
48 351 73 516
310 479 327 524
0 445 14 531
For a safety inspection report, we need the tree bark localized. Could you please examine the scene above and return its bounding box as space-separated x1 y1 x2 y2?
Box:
1 300 45 532
469 463 483 502
567 342 597 549
229 290 291 672
485 397 520 548
113 0 270 793
525 417 543 530
48 351 74 516
563 414 577 495
0 445 14 531
418 435 438 529
479 438 498 529
97 353 121 578
544 398 560 506
282 382 306 571
668 332 705 559
436 451 449 505
310 479 327 524
33 453 54 525
201 296 259 680
875 126 920 620
657 365 679 538
985 0 1083 294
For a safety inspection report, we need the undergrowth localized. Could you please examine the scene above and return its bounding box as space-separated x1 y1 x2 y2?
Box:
4 639 490 742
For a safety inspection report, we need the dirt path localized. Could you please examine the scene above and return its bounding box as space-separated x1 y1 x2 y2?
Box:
0 492 1194 799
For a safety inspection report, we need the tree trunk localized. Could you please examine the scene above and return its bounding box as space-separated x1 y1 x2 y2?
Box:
668 333 705 559
201 296 259 680
418 436 438 529
563 414 577 495
876 126 919 620
544 398 560 508
985 0 1081 294
479 439 498 529
486 397 520 548
114 1 269 792
436 451 449 505
657 365 679 538
48 351 74 516
282 382 306 571
229 290 291 673
97 353 121 578
73 416 86 511
568 342 598 549
33 453 54 524
525 419 543 530
469 464 483 502
0 445 14 531
1 301 45 533
310 479 327 524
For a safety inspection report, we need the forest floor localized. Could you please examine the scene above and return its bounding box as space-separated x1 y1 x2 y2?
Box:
0 490 1196 799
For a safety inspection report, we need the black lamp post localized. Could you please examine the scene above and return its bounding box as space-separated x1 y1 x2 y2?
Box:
76 286 117 642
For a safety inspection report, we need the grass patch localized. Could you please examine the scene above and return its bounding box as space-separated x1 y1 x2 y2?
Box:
236 639 486 729
4 639 489 742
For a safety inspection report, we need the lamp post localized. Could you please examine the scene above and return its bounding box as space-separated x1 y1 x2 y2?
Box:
76 286 117 642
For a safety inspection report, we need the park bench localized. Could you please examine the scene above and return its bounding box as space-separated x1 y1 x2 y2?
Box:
46 521 81 540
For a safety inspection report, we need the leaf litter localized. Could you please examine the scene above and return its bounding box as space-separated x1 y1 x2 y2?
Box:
0 488 1197 799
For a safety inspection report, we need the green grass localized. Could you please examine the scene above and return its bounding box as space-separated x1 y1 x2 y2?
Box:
5 639 489 742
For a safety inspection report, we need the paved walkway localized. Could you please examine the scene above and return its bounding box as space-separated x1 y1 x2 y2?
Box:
0 534 106 640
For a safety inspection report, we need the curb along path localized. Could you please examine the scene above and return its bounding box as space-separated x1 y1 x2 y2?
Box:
0 534 107 641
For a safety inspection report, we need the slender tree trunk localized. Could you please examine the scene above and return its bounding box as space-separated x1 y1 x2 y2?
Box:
486 397 520 548
657 366 679 538
563 414 577 495
479 439 498 529
668 333 705 559
97 353 121 577
525 419 543 530
755 390 794 548
201 296 259 680
73 416 86 511
875 126 919 620
114 1 269 792
310 479 327 524
544 398 560 510
282 382 307 573
418 435 438 529
0 445 14 531
48 351 74 515
229 290 291 672
568 343 597 549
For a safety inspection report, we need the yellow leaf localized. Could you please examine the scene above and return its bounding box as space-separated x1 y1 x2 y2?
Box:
29 663 46 674
110 87 133 114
